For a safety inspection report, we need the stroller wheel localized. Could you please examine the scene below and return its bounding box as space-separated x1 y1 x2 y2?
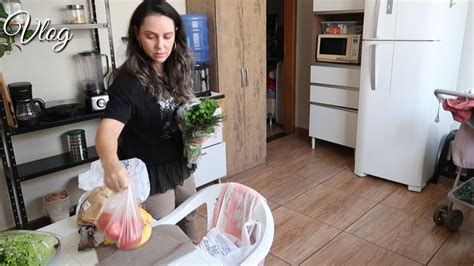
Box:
445 209 463 232
433 203 449 225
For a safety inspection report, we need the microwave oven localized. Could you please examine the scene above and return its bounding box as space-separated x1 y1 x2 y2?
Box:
316 34 361 64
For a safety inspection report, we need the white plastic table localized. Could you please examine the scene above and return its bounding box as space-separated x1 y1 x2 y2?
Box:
37 216 222 265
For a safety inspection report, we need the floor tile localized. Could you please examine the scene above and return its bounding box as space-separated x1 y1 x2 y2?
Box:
197 204 207 218
428 231 474 266
265 254 290 266
195 214 208 241
301 232 422 266
224 162 272 183
346 204 450 264
381 177 454 220
239 166 297 194
285 184 377 230
270 206 340 265
455 202 474 234
261 176 320 205
266 199 280 210
286 155 350 183
323 168 400 202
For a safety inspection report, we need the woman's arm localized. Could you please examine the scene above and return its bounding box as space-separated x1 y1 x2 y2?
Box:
96 118 129 192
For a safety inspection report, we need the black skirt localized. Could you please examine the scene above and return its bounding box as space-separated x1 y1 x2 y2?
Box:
147 159 196 195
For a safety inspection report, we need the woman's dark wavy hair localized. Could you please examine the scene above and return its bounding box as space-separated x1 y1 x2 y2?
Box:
117 0 195 103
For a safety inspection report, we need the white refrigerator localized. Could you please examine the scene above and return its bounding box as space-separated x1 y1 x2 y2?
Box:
354 0 469 191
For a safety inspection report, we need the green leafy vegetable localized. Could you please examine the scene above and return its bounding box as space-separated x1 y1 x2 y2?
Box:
0 230 60 265
177 98 225 165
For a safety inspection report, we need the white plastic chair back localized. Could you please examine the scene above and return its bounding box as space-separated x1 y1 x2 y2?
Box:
154 183 274 265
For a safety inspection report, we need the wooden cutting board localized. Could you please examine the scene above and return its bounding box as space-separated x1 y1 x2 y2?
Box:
0 72 18 128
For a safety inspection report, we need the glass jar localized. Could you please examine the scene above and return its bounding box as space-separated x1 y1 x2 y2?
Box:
2 0 26 25
66 4 87 24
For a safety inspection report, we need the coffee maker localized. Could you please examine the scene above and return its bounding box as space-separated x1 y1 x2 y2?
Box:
77 51 110 112
8 82 45 127
191 63 211 97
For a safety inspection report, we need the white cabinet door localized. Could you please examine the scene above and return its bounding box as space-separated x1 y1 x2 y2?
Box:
310 85 359 109
363 0 446 40
310 65 360 88
313 0 365 12
355 40 438 186
309 104 358 148
194 142 227 187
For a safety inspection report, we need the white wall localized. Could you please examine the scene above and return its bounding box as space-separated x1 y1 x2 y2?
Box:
457 0 474 91
295 0 312 129
0 0 185 230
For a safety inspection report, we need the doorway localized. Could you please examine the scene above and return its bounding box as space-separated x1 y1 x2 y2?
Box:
266 0 296 142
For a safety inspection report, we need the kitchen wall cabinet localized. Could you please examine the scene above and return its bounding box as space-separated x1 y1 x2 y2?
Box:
187 0 267 176
313 0 364 13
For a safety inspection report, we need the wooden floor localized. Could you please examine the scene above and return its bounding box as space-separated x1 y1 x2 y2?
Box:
197 132 474 265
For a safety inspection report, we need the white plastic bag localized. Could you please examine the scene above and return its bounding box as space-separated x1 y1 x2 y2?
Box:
199 228 241 265
199 223 260 266
200 183 264 265
78 158 150 202
96 184 143 250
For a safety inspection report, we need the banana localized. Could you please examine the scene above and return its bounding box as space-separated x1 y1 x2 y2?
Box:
136 222 152 248
103 236 115 246
140 207 153 224
134 207 153 248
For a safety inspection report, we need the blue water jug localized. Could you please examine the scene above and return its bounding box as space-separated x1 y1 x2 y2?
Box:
181 14 209 64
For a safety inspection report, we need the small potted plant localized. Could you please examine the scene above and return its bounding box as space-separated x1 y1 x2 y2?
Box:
0 3 32 58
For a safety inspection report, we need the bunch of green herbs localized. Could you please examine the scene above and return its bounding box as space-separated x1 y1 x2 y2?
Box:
177 98 224 166
0 230 60 265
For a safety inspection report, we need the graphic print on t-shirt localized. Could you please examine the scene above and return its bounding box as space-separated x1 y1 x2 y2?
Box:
159 97 179 139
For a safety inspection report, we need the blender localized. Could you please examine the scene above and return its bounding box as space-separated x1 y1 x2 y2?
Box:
77 51 110 112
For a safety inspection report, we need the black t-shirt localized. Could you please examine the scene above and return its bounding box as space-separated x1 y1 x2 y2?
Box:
103 72 193 194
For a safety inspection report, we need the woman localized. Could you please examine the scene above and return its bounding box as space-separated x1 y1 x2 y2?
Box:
95 0 198 243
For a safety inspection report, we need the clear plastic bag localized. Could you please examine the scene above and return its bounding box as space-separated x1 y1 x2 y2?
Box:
0 230 60 265
96 184 144 250
78 158 150 202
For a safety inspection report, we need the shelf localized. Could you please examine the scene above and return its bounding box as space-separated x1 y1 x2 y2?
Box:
6 112 103 135
14 146 98 182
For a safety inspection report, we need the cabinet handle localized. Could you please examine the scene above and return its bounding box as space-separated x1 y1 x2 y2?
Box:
245 68 249 87
201 152 207 156
371 43 378 91
240 68 245 88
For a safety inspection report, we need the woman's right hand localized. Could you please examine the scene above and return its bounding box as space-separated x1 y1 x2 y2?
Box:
103 160 129 193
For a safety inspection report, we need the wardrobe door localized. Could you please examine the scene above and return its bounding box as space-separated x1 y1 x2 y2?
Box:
242 0 267 167
215 0 246 175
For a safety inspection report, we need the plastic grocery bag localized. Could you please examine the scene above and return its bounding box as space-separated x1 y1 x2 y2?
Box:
199 183 263 265
198 228 243 265
96 184 144 250
0 230 60 265
78 158 150 202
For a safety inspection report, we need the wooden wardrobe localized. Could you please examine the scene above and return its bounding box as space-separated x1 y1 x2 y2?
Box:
187 0 267 176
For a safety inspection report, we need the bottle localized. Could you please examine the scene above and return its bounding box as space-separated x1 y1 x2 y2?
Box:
66 4 87 24
2 0 26 25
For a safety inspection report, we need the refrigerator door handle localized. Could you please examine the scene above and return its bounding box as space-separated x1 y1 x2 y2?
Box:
374 0 382 38
371 44 378 91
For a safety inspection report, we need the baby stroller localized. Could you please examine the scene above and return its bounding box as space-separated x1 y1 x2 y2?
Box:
432 89 474 232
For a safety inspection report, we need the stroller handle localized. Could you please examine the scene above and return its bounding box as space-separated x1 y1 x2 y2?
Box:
435 89 474 103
